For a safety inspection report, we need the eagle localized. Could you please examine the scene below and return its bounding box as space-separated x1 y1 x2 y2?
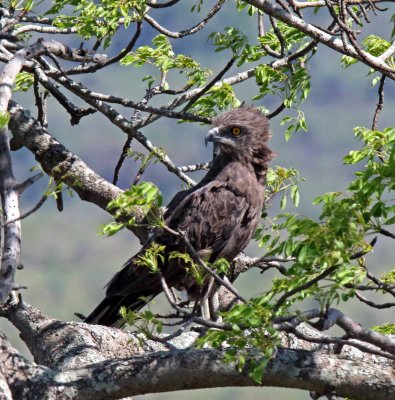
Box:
85 106 275 326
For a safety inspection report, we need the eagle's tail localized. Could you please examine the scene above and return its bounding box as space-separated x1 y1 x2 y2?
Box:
84 250 165 326
84 294 149 327
84 297 120 326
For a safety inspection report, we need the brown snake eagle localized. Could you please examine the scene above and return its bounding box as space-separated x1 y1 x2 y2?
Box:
85 106 275 326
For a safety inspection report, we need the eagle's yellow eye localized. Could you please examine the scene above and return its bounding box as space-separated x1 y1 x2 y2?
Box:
231 127 241 136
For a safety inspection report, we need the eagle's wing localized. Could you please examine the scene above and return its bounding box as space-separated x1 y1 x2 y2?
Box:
165 178 263 262
84 177 262 326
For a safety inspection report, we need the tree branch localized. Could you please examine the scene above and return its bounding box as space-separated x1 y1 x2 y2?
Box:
7 101 149 243
1 299 394 400
144 0 225 38
292 0 387 10
371 74 385 131
245 0 395 79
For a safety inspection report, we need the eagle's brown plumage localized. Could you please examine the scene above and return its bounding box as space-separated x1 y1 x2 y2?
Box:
85 106 275 326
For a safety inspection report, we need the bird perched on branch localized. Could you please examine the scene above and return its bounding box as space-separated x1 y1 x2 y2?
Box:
85 106 275 326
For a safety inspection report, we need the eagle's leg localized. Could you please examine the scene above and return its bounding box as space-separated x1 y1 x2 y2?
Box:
200 277 223 322
209 288 223 323
200 297 211 320
199 277 215 320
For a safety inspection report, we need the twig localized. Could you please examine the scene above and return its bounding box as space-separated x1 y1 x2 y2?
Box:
50 75 198 186
33 73 47 128
258 12 282 58
113 136 133 185
286 39 318 63
159 274 229 329
144 0 225 38
379 227 395 239
14 172 44 194
160 274 185 312
324 308 395 354
148 319 194 343
359 4 371 22
13 25 77 35
252 255 295 264
38 21 140 77
267 103 286 119
57 21 141 76
273 265 338 313
350 236 377 259
181 56 236 113
147 0 181 8
51 73 211 124
346 5 363 26
292 0 384 9
379 40 395 61
34 64 96 125
355 291 395 309
270 16 287 57
365 269 395 297
273 308 395 359
345 282 395 291
245 0 395 79
3 191 50 226
291 325 395 360
371 75 385 131
177 230 247 303
114 68 256 129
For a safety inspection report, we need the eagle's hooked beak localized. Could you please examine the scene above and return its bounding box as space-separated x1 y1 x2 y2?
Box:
205 127 220 146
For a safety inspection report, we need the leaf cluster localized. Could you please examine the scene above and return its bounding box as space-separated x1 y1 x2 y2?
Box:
14 72 34 93
121 34 211 89
198 299 278 383
259 21 308 54
254 126 395 313
371 322 395 335
135 242 166 274
345 127 395 228
169 251 205 286
187 82 241 118
342 35 395 70
100 182 163 236
120 306 164 337
47 0 147 47
265 166 303 209
208 27 248 56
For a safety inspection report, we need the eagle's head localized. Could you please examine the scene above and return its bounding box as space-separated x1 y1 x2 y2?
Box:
206 106 275 169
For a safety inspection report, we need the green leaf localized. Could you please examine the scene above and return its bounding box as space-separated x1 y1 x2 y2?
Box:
290 186 300 207
280 195 287 210
135 242 166 273
371 323 395 335
14 72 34 92
208 27 248 55
0 111 10 129
99 182 163 236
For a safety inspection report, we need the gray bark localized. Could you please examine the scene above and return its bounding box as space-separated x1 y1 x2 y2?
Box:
0 298 393 400
245 0 395 80
8 101 149 243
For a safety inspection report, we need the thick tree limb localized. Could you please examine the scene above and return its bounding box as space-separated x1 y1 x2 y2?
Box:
0 299 393 400
0 125 20 302
7 101 149 243
49 75 198 186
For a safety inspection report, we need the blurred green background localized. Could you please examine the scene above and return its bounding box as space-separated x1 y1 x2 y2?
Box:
2 2 395 399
